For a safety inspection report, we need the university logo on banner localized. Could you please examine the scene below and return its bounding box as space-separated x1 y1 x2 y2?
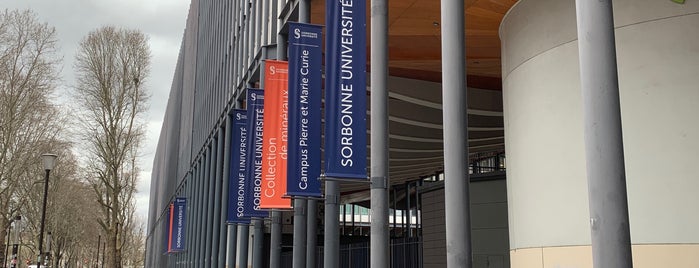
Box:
260 60 292 209
227 110 251 223
287 22 323 197
168 197 187 252
324 0 367 179
243 89 269 218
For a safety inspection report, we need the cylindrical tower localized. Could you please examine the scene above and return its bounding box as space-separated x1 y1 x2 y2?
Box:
500 0 699 267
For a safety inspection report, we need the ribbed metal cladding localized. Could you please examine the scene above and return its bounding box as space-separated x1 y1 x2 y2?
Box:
146 0 297 266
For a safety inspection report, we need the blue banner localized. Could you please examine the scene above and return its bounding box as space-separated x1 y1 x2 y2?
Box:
227 110 251 223
243 89 269 218
287 22 323 197
324 0 367 179
169 197 187 252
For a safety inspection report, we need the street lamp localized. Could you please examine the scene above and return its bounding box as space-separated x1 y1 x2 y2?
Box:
37 153 56 267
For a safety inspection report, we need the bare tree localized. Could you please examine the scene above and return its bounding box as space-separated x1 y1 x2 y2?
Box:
0 9 64 264
73 26 150 268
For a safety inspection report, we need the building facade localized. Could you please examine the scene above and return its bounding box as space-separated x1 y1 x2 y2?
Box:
145 0 699 267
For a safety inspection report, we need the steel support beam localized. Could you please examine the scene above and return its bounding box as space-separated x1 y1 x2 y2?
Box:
440 0 472 266
370 0 390 267
574 1 633 267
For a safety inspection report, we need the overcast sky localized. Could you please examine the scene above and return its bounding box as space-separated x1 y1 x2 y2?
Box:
2 0 191 223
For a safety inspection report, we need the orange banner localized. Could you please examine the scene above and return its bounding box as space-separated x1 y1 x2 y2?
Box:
260 60 292 209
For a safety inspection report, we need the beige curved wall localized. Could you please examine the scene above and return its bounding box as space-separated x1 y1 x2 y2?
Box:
500 0 699 266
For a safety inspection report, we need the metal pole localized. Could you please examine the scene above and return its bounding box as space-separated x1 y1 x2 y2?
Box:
220 116 232 268
306 199 317 268
440 0 472 266
406 182 411 238
269 4 288 266
226 224 238 268
252 220 264 268
238 224 250 268
299 0 310 22
205 142 217 267
292 200 307 268
269 212 282 268
36 169 50 267
341 205 346 235
574 1 633 267
95 235 100 267
393 187 397 232
351 205 355 235
293 2 310 267
9 216 18 268
323 181 340 268
185 166 199 268
370 0 391 263
212 128 225 268
198 153 210 267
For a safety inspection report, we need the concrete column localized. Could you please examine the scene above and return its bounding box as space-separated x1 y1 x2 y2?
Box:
575 1 633 267
440 0 472 266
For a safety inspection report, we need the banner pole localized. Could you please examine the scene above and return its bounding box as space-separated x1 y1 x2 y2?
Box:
323 180 340 268
370 0 390 266
211 125 225 267
293 2 311 267
238 224 249 268
252 219 264 268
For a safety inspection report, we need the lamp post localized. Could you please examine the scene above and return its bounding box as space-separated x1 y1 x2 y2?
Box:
37 153 57 267
45 232 51 266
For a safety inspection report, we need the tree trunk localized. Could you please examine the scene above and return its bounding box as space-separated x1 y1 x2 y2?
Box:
107 226 118 268
0 217 7 268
